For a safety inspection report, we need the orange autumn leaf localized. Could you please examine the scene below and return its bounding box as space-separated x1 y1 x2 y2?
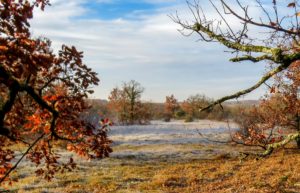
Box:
0 46 8 51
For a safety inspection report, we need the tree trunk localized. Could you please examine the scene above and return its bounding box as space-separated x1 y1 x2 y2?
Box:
296 115 300 148
296 136 300 148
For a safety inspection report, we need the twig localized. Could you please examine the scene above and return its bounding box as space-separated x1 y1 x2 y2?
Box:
0 134 45 184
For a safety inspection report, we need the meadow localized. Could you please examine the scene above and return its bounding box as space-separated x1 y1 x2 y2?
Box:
2 120 300 193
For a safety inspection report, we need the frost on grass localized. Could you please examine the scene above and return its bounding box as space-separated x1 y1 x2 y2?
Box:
109 120 238 145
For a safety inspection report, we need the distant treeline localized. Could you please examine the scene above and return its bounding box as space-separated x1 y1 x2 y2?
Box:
83 80 257 125
84 97 255 125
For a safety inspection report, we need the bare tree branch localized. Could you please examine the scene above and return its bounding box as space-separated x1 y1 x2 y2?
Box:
260 133 300 157
201 62 291 112
0 134 45 184
220 0 299 35
230 54 274 62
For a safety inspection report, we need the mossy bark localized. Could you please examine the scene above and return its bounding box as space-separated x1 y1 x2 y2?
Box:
262 133 300 157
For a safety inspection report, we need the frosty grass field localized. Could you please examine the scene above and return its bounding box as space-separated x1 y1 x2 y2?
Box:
8 120 300 193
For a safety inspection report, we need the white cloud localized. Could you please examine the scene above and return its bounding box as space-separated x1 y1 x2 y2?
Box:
30 0 268 102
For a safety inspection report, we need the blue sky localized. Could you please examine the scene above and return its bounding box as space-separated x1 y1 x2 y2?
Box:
30 0 270 102
81 0 177 20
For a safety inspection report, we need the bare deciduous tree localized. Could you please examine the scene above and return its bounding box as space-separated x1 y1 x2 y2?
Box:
172 0 300 156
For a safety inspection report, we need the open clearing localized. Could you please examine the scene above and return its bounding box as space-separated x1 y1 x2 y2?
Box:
4 120 300 193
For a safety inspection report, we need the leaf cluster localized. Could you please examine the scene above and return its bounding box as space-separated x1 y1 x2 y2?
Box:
0 0 112 185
